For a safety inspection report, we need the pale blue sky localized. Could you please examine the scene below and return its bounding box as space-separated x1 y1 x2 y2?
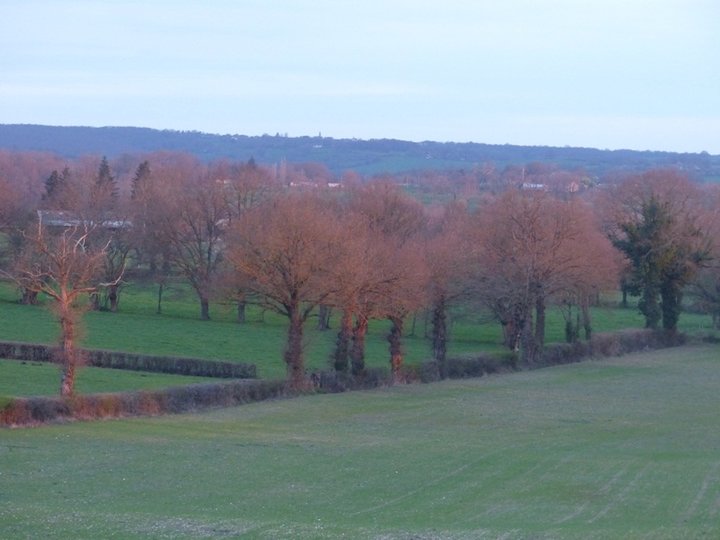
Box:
1 0 718 153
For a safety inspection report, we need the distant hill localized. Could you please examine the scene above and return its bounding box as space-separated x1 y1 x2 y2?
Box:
1 124 718 180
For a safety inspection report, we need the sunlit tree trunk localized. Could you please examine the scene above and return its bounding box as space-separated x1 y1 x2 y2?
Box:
58 304 78 397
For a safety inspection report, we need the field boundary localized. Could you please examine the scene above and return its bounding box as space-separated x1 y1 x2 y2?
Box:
0 341 256 379
1 329 686 428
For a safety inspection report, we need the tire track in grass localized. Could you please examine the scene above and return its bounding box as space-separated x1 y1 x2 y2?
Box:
555 464 631 524
681 461 720 522
348 463 472 517
587 463 650 524
348 450 504 517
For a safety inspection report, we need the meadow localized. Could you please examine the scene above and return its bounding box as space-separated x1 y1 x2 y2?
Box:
0 279 716 394
2 344 719 538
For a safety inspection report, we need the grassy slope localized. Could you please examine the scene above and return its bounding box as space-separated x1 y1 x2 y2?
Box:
2 344 719 539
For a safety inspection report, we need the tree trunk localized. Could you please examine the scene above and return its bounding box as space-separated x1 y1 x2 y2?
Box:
409 313 417 337
237 299 246 323
156 282 163 314
58 308 77 397
661 281 682 333
534 293 545 352
580 295 592 341
520 310 537 365
107 284 119 312
284 309 305 389
350 315 368 376
501 317 516 350
639 284 661 329
200 297 210 321
20 288 38 305
388 316 404 384
431 295 448 378
90 292 101 311
317 304 331 330
333 309 353 372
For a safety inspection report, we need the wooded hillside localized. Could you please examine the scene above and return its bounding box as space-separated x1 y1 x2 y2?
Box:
1 124 718 179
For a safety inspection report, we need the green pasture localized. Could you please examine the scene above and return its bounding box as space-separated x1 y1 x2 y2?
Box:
0 360 215 397
1 344 719 538
0 281 715 384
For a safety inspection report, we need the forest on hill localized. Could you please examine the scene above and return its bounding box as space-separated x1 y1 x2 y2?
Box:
1 123 719 180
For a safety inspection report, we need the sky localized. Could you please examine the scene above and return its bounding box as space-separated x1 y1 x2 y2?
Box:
1 0 719 154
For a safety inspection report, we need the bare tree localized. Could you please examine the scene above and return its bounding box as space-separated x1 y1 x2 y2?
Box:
342 181 429 381
9 224 121 396
471 189 618 362
149 161 229 320
423 201 475 377
227 192 344 388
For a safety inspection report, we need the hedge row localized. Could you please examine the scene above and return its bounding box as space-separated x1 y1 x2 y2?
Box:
415 329 685 383
1 379 286 427
0 341 256 379
0 329 685 427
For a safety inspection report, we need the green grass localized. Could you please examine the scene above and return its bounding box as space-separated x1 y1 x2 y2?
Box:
0 359 216 397
0 281 492 380
0 281 715 384
1 344 719 538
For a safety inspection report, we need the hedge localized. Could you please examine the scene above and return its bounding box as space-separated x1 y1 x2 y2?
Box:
416 329 685 383
0 341 256 379
1 329 686 427
0 379 287 427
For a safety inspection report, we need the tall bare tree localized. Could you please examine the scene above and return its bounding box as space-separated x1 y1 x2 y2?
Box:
9 224 121 396
227 192 344 388
472 189 618 362
149 161 229 320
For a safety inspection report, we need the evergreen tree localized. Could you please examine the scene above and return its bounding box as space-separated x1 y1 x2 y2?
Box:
613 193 709 332
42 167 70 204
96 156 118 202
131 160 151 200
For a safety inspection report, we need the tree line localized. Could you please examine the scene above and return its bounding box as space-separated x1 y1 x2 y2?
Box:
0 150 718 395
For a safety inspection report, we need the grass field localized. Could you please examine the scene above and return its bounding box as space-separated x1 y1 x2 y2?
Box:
0 360 216 397
2 344 719 538
1 280 716 384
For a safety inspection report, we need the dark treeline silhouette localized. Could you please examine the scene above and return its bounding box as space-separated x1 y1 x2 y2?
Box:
1 124 719 179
